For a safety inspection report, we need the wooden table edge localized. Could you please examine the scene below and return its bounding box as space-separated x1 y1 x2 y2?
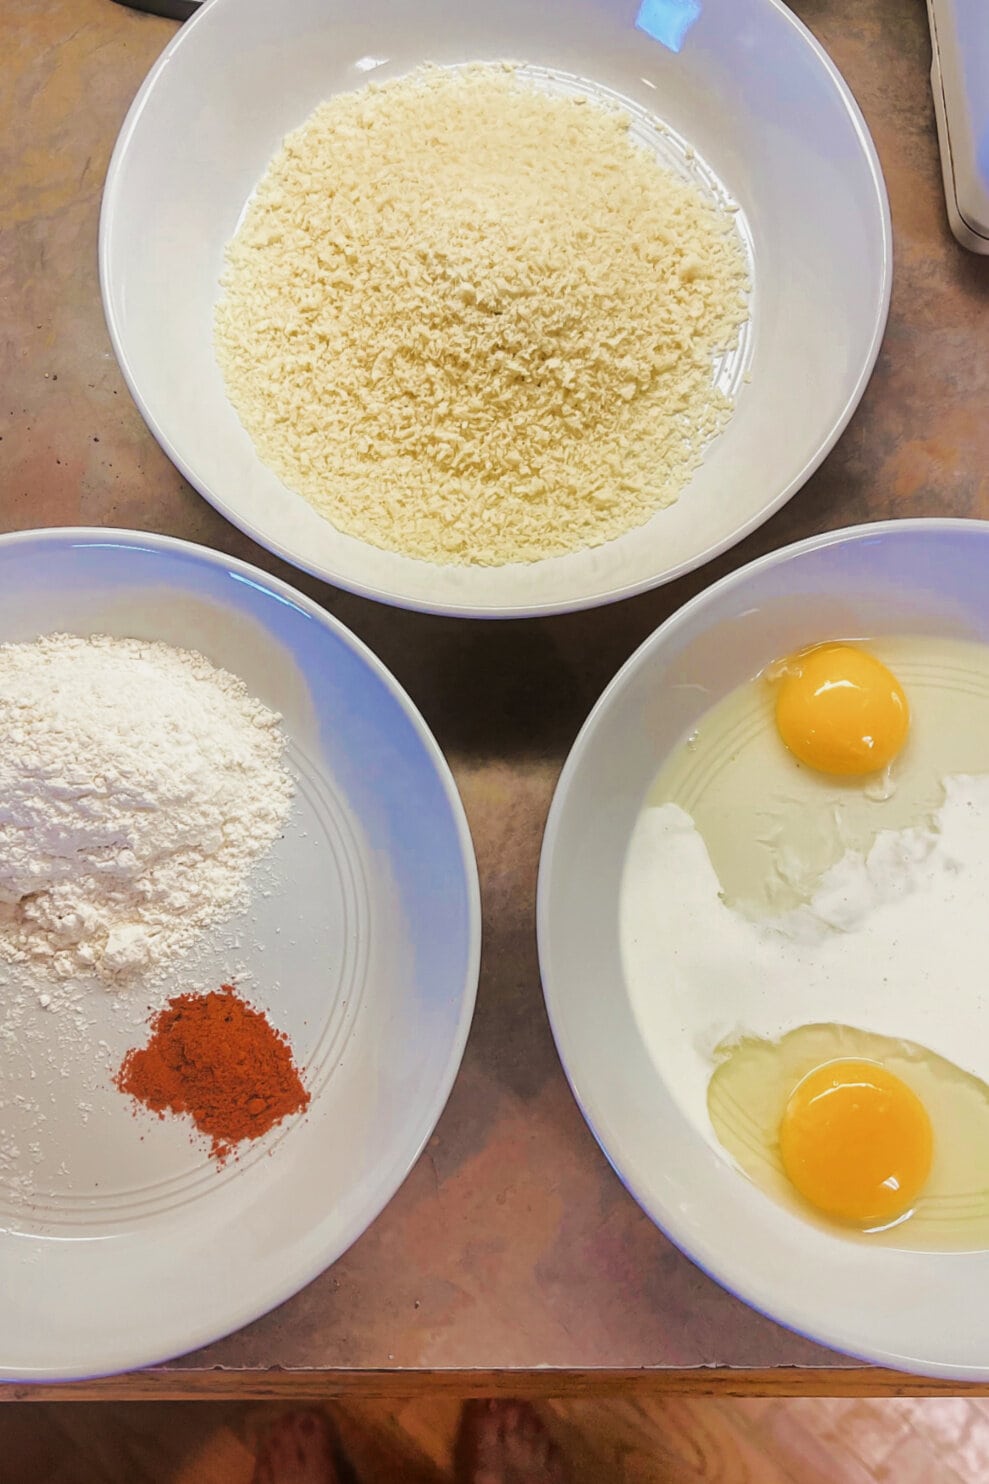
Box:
2 1367 986 1401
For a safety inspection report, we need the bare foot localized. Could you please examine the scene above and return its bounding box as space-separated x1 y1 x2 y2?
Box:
252 1411 342 1484
454 1400 571 1484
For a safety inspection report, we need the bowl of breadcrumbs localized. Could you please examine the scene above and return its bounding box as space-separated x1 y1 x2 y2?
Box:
101 0 891 617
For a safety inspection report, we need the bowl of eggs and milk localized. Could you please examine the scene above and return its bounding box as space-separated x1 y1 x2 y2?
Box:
539 518 989 1378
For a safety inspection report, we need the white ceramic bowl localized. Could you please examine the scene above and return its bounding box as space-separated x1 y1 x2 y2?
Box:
539 519 989 1380
0 529 479 1381
100 0 890 618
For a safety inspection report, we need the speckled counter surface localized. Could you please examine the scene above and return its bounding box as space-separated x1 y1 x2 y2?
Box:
2 0 988 1398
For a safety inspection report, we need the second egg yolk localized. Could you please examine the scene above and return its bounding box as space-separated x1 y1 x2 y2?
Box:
779 1059 933 1226
773 643 909 776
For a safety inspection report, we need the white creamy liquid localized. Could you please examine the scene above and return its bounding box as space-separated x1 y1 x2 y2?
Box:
620 775 989 1153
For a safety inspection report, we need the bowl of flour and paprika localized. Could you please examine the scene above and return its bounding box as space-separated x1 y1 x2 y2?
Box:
0 528 480 1381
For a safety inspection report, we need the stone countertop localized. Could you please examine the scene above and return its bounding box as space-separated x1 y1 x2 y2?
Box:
2 0 988 1396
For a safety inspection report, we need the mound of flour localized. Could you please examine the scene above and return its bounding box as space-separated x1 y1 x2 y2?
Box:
0 634 293 984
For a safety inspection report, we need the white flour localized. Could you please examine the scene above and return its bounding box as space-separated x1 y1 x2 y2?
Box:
0 634 293 985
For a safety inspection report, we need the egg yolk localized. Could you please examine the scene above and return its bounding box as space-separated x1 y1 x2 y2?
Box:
773 644 909 776
779 1059 933 1226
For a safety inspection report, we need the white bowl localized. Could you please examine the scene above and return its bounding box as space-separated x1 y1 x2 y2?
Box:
100 0 890 618
0 529 480 1380
538 519 989 1380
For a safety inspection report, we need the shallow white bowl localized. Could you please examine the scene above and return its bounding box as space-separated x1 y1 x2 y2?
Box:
0 529 479 1381
539 519 989 1379
100 0 890 618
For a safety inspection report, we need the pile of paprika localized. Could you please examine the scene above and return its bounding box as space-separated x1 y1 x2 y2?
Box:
116 984 310 1163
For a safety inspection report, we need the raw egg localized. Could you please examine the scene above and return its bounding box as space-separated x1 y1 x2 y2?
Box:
645 634 989 917
772 643 909 777
708 1024 989 1249
779 1059 932 1225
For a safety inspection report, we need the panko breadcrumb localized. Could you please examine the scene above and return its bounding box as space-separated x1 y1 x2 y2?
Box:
214 63 749 566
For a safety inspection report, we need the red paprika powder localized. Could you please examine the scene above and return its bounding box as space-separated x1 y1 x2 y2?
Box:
116 984 310 1163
